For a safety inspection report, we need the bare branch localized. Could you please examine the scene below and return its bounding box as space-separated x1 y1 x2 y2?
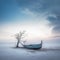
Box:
15 30 26 47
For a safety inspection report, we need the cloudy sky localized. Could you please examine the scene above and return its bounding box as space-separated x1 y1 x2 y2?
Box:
0 0 60 40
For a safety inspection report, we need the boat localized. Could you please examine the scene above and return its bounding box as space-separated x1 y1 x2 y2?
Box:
20 40 42 50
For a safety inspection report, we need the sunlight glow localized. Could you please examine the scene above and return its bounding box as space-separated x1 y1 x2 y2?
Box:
0 21 52 40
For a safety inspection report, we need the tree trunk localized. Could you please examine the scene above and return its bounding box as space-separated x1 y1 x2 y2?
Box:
16 39 20 47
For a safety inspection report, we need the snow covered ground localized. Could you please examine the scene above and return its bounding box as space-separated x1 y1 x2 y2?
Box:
0 40 60 60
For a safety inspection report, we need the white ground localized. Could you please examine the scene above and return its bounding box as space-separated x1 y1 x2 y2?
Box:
0 40 60 60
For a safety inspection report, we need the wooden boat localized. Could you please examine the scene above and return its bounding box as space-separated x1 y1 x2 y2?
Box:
21 40 42 50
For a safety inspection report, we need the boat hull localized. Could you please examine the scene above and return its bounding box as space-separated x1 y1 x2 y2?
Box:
23 44 42 50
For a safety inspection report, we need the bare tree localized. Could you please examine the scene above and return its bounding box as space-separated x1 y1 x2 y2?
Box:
15 31 25 47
